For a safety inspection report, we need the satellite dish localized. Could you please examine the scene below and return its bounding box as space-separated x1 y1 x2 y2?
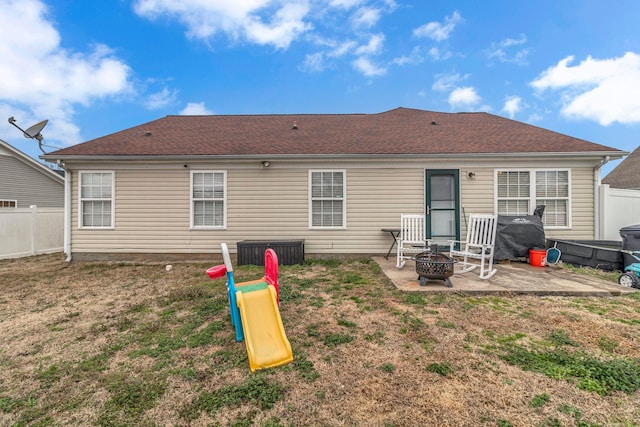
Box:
24 119 48 141
8 116 50 152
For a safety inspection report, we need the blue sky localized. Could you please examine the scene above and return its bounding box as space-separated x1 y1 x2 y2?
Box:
1 0 639 175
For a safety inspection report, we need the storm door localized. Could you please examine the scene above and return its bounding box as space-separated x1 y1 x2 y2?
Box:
425 169 460 243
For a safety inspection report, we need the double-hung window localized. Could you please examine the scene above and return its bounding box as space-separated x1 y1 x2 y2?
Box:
495 169 570 228
309 170 346 228
79 171 114 228
191 171 226 228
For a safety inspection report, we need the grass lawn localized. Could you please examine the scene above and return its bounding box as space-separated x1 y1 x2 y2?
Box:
1 253 639 426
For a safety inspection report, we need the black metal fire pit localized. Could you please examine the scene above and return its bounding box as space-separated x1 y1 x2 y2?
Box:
413 250 455 287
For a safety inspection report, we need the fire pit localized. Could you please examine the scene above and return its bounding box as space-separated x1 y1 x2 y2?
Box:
413 250 455 287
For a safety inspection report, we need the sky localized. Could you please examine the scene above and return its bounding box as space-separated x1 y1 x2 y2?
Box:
1 0 639 176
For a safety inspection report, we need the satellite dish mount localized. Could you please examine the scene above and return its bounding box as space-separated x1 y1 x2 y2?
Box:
8 117 49 153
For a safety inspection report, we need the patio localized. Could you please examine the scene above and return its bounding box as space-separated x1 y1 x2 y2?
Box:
374 256 637 297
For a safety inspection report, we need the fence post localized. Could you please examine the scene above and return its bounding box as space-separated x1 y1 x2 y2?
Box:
598 185 607 240
30 205 37 256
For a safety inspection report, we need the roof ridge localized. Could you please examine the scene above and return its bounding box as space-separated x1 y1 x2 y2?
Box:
164 111 371 118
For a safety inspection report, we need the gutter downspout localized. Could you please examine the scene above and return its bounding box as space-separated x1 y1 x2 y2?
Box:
58 161 72 262
593 156 610 240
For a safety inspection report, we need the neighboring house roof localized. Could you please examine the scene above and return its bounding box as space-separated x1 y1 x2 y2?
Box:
602 146 640 189
0 139 64 184
44 107 623 159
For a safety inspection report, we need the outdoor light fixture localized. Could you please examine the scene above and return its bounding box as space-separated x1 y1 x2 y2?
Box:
261 161 270 168
467 171 476 180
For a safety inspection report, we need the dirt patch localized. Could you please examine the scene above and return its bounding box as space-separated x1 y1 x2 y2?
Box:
1 253 639 426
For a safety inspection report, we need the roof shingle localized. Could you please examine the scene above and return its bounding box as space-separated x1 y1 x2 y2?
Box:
603 146 640 189
46 107 621 158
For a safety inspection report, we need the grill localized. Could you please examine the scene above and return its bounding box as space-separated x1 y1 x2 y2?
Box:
413 250 455 287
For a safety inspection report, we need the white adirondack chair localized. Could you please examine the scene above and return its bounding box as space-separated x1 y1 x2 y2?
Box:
396 213 427 269
448 213 498 279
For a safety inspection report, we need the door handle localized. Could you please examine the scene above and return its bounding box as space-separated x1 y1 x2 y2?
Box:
426 206 430 215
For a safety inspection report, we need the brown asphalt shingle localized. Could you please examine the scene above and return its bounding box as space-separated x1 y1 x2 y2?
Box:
47 107 621 157
603 145 640 189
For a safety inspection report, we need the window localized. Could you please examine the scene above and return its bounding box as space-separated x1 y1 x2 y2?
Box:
535 170 569 227
191 171 226 228
310 170 345 228
495 169 570 228
496 171 530 216
79 172 114 228
0 200 17 208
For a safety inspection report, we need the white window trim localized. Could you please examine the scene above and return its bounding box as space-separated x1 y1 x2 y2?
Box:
308 169 347 229
78 171 115 230
190 170 227 230
0 200 17 208
494 168 572 229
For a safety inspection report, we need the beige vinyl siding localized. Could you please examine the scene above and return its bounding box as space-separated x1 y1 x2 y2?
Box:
458 168 494 239
72 169 191 252
229 170 307 235
70 166 428 255
69 160 598 256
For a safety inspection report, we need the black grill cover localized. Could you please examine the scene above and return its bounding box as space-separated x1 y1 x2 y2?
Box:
494 215 546 260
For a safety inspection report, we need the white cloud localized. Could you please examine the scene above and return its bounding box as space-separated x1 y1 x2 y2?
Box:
502 96 522 118
527 113 543 123
352 57 387 77
330 0 365 8
413 11 462 42
350 33 388 77
134 0 402 78
355 33 385 55
432 73 468 92
300 40 357 72
133 0 313 50
486 34 528 65
448 86 481 109
300 52 327 72
180 102 213 115
336 0 395 13
427 47 452 61
145 87 178 110
531 52 640 125
351 6 381 28
330 40 357 57
0 0 132 147
392 46 423 66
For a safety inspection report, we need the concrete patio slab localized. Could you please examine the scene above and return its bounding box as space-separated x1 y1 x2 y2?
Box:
373 256 637 297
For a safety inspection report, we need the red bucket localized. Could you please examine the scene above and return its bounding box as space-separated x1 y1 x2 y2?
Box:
529 248 547 267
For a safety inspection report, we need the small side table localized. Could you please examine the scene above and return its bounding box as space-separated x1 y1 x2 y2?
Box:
381 228 400 260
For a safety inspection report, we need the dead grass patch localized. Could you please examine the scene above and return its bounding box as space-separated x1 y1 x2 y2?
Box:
0 253 639 426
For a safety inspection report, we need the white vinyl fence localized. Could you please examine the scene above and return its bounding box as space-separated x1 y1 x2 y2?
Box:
599 185 640 241
0 206 63 259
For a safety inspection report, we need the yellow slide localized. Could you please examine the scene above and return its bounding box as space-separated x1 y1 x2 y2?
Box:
236 284 293 372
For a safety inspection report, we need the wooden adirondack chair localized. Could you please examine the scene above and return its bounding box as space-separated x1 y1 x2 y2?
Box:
448 213 498 279
396 213 427 269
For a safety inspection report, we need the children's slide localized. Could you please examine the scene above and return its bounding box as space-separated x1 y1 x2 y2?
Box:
235 284 293 372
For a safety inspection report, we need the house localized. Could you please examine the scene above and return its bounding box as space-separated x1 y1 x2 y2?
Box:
0 139 64 258
603 145 640 190
42 107 625 261
599 146 640 240
0 139 64 208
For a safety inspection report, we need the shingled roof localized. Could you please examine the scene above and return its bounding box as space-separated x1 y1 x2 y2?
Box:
45 107 622 158
603 146 640 189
